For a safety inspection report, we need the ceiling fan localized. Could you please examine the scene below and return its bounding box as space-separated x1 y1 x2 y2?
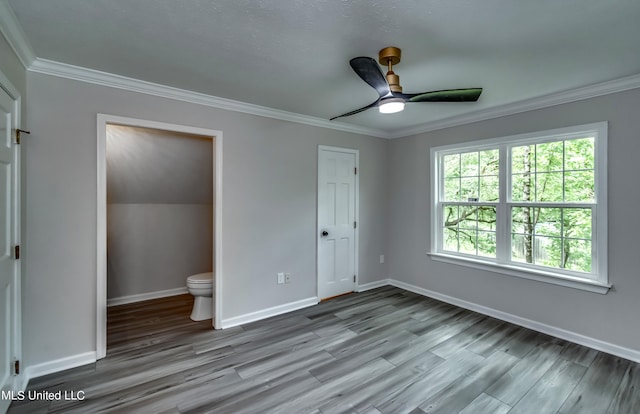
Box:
330 47 482 120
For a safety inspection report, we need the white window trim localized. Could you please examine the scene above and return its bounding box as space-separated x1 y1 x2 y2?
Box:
429 122 609 294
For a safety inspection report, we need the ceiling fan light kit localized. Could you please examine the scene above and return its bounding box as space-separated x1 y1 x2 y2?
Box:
378 98 405 114
330 46 483 120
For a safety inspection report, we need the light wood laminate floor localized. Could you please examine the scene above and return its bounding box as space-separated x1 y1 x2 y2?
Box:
8 286 640 413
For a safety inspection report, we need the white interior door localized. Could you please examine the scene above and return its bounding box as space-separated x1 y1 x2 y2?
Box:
0 86 20 409
317 146 358 300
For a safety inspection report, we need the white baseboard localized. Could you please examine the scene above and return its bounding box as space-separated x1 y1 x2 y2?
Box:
107 287 188 307
23 351 97 385
220 297 318 329
357 279 391 292
388 278 640 364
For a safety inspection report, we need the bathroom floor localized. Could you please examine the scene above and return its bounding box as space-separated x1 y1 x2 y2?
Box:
106 294 211 355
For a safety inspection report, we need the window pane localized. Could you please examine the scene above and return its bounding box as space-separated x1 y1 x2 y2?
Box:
511 207 534 234
565 137 594 170
535 208 561 237
459 206 478 230
565 170 594 202
511 174 533 202
444 178 460 201
461 177 478 200
444 227 458 252
511 234 526 263
535 141 563 173
563 208 592 239
480 149 499 175
536 172 563 202
479 176 499 201
477 231 496 257
443 205 459 252
477 206 497 231
461 152 478 176
444 154 460 178
444 205 459 228
533 235 560 267
564 239 592 272
459 229 477 255
512 145 534 174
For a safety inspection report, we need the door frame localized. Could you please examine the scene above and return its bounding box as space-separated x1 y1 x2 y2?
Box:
0 69 22 394
317 145 359 298
96 114 223 359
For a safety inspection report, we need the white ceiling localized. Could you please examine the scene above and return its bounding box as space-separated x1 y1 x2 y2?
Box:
6 0 640 135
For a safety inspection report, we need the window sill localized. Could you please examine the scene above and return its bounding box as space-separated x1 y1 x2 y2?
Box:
427 252 611 294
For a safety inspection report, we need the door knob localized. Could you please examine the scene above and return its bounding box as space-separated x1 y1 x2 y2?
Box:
321 230 329 237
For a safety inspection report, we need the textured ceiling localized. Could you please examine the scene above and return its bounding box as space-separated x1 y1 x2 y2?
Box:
7 0 640 134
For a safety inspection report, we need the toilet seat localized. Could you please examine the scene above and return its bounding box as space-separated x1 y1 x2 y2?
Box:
187 272 213 285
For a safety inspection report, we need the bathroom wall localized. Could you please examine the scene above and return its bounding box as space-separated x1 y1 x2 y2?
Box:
106 125 214 301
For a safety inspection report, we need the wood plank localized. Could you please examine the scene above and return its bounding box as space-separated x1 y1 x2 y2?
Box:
417 351 519 413
509 358 587 414
607 363 640 414
459 393 511 414
375 349 485 413
558 352 630 414
319 351 445 414
485 341 564 405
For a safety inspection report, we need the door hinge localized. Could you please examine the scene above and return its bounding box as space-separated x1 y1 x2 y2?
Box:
354 167 357 175
353 275 356 283
14 359 20 375
16 129 30 145
14 245 20 260
353 221 357 229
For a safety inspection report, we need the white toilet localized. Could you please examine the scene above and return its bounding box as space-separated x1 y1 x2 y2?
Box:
186 272 214 321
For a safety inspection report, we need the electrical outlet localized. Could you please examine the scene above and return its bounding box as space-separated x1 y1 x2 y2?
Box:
285 273 291 283
277 272 285 284
380 255 385 264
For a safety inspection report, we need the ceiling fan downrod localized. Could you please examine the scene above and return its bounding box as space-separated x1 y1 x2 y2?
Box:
379 46 403 93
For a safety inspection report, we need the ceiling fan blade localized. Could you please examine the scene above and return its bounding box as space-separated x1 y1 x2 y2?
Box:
349 57 392 98
330 99 379 120
404 88 483 102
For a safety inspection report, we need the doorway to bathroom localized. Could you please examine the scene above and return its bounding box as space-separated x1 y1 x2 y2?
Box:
96 115 223 359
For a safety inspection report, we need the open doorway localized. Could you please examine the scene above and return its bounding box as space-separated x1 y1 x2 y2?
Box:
97 115 223 359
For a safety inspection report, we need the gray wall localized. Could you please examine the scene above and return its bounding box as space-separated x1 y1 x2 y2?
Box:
107 204 213 298
23 71 389 367
106 125 214 299
388 88 640 352
0 32 26 119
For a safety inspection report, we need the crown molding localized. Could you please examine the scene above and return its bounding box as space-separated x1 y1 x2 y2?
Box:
28 58 391 139
0 0 36 68
393 73 640 138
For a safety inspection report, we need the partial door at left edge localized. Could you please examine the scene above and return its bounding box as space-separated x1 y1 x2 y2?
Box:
0 85 20 410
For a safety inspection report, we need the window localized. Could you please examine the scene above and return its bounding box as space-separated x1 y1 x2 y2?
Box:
430 122 608 293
